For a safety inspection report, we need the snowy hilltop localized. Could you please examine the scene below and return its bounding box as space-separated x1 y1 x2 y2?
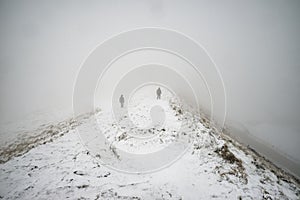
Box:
0 89 299 199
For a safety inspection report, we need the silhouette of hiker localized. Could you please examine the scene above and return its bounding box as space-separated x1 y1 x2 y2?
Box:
156 87 161 99
119 94 125 108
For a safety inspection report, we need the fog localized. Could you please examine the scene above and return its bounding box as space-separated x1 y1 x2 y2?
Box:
1 1 300 176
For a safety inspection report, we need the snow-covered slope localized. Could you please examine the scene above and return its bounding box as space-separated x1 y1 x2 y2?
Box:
0 90 299 199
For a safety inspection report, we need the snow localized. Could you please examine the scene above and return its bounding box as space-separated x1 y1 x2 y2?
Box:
0 87 299 199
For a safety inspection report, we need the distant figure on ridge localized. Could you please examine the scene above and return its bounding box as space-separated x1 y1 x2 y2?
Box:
119 94 125 108
156 87 162 100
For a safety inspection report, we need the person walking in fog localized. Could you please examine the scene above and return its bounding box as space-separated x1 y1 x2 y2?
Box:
119 94 125 108
156 87 162 99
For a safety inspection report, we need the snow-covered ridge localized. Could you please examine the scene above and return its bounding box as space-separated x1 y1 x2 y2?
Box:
0 110 99 164
0 96 299 199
